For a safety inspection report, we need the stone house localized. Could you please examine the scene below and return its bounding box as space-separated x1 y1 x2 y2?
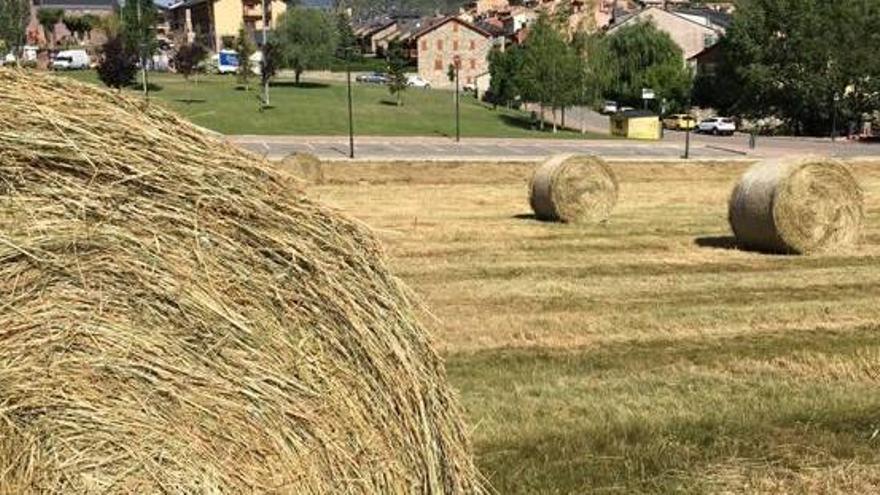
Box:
413 16 493 89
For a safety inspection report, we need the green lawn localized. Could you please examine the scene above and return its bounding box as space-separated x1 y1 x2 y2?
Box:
60 71 601 138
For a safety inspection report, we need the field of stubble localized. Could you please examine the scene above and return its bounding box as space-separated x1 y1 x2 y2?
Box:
307 159 880 494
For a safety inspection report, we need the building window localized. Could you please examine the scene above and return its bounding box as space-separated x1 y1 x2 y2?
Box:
470 59 476 69
469 40 476 50
453 23 459 33
437 39 443 50
435 58 443 71
421 40 427 51
453 40 459 51
467 76 473 84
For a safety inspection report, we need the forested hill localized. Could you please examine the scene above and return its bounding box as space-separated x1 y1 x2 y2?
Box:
300 0 469 17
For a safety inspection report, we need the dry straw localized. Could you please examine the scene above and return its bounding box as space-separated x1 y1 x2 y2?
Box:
0 69 484 494
728 156 864 254
280 152 324 184
529 154 619 223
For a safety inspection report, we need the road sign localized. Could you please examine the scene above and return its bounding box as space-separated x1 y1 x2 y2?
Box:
642 88 655 100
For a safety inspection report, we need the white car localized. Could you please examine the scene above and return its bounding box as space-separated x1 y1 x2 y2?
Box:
52 49 90 70
406 75 431 88
698 117 736 136
602 101 618 114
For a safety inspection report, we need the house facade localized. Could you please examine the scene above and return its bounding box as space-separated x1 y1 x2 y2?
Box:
167 0 286 52
607 6 725 60
414 17 493 89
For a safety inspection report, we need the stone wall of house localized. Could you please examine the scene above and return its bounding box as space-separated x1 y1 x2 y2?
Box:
417 20 491 89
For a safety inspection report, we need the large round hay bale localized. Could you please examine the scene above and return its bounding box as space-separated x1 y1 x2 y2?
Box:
281 152 325 184
728 156 864 254
0 70 483 493
529 154 618 223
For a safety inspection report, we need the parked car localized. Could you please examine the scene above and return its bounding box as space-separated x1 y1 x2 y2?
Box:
52 49 90 70
697 117 736 136
663 114 696 130
356 72 389 84
406 75 431 88
602 101 618 114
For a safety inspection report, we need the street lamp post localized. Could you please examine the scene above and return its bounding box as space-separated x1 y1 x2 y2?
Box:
683 98 692 159
453 56 461 143
261 0 269 108
832 92 840 143
346 48 355 159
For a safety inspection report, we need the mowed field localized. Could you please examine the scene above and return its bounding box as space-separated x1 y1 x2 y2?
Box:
305 159 880 494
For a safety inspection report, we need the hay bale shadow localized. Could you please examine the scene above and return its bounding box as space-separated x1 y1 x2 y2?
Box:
694 236 740 250
513 213 538 221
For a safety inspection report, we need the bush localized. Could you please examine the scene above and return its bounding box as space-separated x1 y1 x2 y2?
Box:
97 35 138 89
174 43 207 80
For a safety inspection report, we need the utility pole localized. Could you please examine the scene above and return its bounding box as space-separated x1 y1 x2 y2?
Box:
261 0 269 107
683 98 692 159
346 47 355 159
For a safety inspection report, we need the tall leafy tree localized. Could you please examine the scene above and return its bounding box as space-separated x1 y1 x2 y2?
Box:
0 0 29 57
121 0 157 96
37 8 65 48
703 0 880 135
236 27 256 91
487 44 524 109
336 10 356 54
275 7 339 84
386 40 407 106
519 14 579 131
604 21 692 112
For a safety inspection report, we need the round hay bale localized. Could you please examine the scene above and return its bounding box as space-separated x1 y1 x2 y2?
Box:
281 152 325 184
0 70 483 493
728 156 864 254
529 154 619 223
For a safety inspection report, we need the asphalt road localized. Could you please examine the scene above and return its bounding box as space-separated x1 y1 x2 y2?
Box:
229 133 880 162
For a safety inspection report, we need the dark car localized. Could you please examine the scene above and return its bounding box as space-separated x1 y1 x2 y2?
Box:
355 72 389 84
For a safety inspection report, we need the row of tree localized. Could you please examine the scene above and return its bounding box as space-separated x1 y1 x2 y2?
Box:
491 0 880 136
696 0 880 136
488 14 691 132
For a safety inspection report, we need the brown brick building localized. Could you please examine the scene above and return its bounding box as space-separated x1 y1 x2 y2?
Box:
413 17 493 89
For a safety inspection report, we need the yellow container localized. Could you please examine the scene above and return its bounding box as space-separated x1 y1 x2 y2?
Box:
610 111 662 140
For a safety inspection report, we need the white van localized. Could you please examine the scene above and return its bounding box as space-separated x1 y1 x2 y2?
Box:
52 49 90 70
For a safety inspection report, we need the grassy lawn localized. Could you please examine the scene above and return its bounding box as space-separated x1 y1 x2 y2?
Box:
59 70 600 139
310 160 880 494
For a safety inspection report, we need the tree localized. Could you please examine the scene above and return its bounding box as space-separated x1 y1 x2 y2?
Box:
335 10 356 54
0 0 29 58
37 8 65 48
571 31 614 112
519 14 579 131
259 37 282 106
386 41 408 106
63 14 96 45
236 27 256 91
604 21 692 113
174 43 207 81
487 44 524 109
704 0 880 135
121 0 157 95
97 35 138 90
275 7 339 84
